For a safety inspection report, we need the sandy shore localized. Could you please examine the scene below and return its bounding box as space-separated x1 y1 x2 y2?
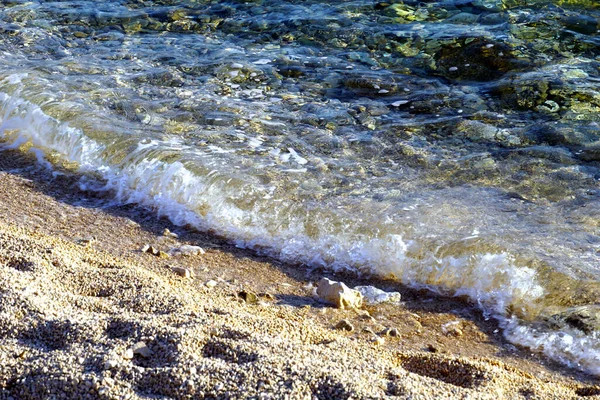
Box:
0 149 598 399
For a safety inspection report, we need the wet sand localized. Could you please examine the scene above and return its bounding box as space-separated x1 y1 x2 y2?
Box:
0 149 598 399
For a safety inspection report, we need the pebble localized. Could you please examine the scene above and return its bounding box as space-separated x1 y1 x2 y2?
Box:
76 237 96 246
170 245 205 256
238 290 258 304
132 342 152 358
426 344 439 353
372 337 385 346
142 244 168 258
205 279 218 288
442 321 463 337
259 292 275 300
123 349 134 360
363 327 376 335
409 313 421 321
354 285 401 305
316 278 363 309
335 319 354 332
162 228 178 238
104 359 119 369
102 376 114 387
170 266 193 279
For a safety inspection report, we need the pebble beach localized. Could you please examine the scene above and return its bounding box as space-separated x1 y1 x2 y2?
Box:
2 0 600 379
0 151 599 399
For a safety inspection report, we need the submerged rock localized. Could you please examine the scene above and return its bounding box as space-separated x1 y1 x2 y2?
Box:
434 38 522 81
545 306 600 334
317 278 363 309
576 146 600 162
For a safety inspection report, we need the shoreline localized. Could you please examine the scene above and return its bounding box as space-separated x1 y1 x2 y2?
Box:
0 149 598 399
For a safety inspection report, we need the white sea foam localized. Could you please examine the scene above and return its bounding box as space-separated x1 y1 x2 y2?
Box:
1 90 600 374
504 318 600 375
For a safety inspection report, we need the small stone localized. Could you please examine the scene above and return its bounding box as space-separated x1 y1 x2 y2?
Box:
238 290 258 304
104 359 119 369
123 349 134 360
385 328 400 337
162 228 178 238
391 100 409 107
132 342 152 358
316 278 363 309
412 321 423 332
372 337 385 346
426 344 439 353
170 245 206 256
354 286 401 305
205 280 218 288
363 327 376 335
230 63 244 69
356 309 371 318
335 319 354 332
76 237 96 246
159 251 170 259
170 266 193 278
142 245 160 256
447 326 463 336
449 66 458 72
259 292 275 300
442 321 463 336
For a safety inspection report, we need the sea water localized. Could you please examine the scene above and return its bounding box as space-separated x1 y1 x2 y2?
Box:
1 0 600 373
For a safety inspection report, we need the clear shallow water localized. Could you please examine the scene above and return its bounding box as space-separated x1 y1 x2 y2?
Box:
1 0 600 373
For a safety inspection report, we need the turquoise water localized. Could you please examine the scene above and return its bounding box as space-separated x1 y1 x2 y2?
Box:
1 0 600 373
